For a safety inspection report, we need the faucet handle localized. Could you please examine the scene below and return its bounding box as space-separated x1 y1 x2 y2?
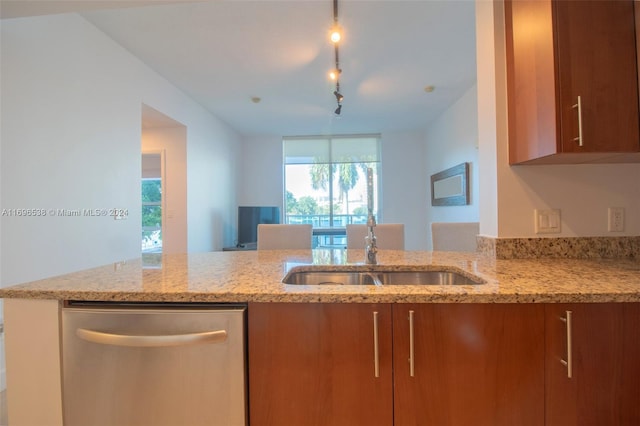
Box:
365 234 378 265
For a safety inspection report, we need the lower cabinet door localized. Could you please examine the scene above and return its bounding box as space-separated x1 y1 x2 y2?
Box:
248 302 393 426
545 303 640 426
392 304 545 426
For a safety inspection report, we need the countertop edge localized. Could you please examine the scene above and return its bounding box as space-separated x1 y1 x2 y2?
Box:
2 289 639 304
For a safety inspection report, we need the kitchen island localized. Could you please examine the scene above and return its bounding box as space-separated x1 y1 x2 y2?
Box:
1 249 640 303
1 249 639 426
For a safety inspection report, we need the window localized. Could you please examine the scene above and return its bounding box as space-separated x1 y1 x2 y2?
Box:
142 178 162 253
283 135 380 246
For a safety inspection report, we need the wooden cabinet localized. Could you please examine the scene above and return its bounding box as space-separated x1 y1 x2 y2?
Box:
392 304 544 426
249 302 544 426
505 0 640 164
545 303 640 425
248 302 393 426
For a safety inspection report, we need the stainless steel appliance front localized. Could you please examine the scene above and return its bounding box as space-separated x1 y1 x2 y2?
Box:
62 302 246 426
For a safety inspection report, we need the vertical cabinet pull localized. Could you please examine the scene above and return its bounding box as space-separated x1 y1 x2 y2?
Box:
373 311 380 378
408 310 415 377
560 310 573 378
572 96 584 147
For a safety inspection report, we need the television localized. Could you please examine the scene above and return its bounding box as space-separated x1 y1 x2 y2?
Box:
237 206 280 247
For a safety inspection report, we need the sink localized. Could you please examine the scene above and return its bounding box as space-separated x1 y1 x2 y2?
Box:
377 270 482 285
283 271 380 286
282 266 485 286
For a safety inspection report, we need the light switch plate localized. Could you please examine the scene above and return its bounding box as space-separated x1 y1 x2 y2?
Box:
534 209 561 234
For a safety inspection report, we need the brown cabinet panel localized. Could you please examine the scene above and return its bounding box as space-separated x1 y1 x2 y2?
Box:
505 0 640 164
505 0 559 163
554 0 639 154
249 302 638 426
545 303 640 426
637 1 640 93
248 302 393 426
392 304 545 426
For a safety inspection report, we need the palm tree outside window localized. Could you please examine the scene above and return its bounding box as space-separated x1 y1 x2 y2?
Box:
283 135 381 247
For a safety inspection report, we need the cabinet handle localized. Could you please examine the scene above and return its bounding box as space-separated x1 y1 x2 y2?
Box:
572 96 584 147
373 311 380 378
559 310 573 378
408 310 415 377
76 328 227 347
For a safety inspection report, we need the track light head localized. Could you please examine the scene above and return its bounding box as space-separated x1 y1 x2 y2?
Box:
330 26 342 44
334 90 344 102
335 104 342 115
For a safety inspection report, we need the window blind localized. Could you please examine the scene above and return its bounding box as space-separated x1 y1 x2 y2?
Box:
283 135 380 165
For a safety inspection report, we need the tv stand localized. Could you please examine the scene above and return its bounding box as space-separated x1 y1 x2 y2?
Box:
223 242 257 251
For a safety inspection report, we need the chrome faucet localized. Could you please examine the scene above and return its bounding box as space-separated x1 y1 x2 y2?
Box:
366 213 378 265
365 167 377 265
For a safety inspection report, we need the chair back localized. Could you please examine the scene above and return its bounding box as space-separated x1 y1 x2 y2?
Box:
346 224 405 250
257 224 313 250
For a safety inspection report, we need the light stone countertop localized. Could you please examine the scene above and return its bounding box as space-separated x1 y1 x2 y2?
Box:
0 249 639 303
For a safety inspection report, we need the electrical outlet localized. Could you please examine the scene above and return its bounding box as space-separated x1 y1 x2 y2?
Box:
608 207 625 232
535 209 561 234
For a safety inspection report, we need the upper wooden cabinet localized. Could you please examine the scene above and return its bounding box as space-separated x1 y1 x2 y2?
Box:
505 0 640 164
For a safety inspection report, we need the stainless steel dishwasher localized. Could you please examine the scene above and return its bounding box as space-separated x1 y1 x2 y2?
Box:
61 301 247 426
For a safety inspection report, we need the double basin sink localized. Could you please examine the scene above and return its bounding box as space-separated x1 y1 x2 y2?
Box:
283 265 485 286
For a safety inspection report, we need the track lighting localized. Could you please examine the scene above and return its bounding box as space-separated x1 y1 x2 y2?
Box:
330 26 342 44
329 68 341 80
330 0 344 115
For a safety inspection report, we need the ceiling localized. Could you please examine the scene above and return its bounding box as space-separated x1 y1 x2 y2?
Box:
1 0 477 137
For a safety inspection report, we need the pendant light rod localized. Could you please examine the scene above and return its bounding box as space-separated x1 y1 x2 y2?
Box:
331 0 343 115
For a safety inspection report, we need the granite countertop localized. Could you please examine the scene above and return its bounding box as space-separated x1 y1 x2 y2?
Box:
0 249 639 303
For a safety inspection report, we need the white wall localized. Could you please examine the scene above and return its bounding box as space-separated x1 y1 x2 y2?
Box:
501 165 640 237
423 85 480 249
234 135 283 245
184 115 241 251
380 131 430 250
0 12 241 290
237 135 284 208
478 0 640 239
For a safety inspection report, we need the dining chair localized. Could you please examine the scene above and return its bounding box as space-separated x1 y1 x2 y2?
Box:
257 224 313 250
346 224 405 250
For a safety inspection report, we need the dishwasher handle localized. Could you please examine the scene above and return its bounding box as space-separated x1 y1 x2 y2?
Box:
76 328 228 348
